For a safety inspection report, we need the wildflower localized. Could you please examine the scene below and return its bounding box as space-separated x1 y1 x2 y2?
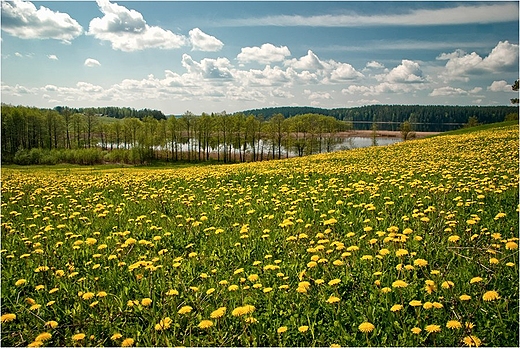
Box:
198 320 213 329
414 258 428 267
97 291 107 297
82 292 95 300
166 289 179 296
45 321 58 329
395 249 408 257
411 327 422 334
463 335 482 347
155 317 172 331
72 333 86 341
409 300 422 307
505 241 518 250
358 322 375 333
35 333 52 342
446 320 462 329
27 341 43 347
390 304 403 312
470 277 483 284
111 333 123 340
1 313 16 323
489 258 499 264
432 302 443 309
228 284 239 291
448 235 460 243
381 287 392 293
178 305 193 314
245 317 258 324
15 279 26 286
425 324 441 333
30 304 42 311
459 294 471 301
210 307 226 319
392 280 408 288
482 290 500 301
441 281 454 289
121 338 134 347
328 278 341 286
277 326 288 334
326 295 340 304
299 325 309 332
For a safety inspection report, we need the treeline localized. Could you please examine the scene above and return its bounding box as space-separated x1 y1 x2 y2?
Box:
54 106 166 120
1 104 347 165
243 105 518 131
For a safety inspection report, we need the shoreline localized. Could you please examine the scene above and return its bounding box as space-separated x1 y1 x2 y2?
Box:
338 130 440 139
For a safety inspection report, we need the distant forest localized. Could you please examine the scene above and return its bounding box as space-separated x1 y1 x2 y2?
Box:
54 106 166 120
242 105 518 131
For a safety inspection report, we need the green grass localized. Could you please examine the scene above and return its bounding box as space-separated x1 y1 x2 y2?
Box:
430 120 519 137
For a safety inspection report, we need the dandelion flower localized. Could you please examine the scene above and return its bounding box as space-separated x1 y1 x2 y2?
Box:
82 292 95 300
409 300 422 307
459 294 471 301
425 324 441 333
45 321 58 329
446 320 462 329
178 305 193 314
121 338 134 347
15 279 26 286
326 295 340 304
470 277 483 284
448 235 460 243
392 280 408 288
358 322 375 333
482 290 499 301
441 281 454 289
414 258 428 267
30 304 41 311
35 333 52 342
245 316 258 324
505 241 518 250
72 333 86 341
328 278 341 286
381 287 392 294
489 258 499 264
155 317 172 331
463 335 482 347
0 313 16 323
198 320 213 329
390 304 403 312
210 307 226 319
27 341 43 347
111 333 123 340
411 327 422 334
228 284 239 291
97 291 107 297
277 326 288 334
423 302 433 310
299 325 309 332
166 289 179 296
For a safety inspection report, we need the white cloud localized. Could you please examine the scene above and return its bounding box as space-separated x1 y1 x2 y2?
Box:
304 89 332 100
223 3 518 27
47 54 58 60
329 62 364 82
88 0 188 51
189 28 224 52
487 80 513 92
1 0 83 43
15 52 23 58
84 58 101 67
365 61 385 69
429 86 482 97
237 43 291 64
438 41 519 79
181 54 233 80
383 60 426 84
285 50 325 70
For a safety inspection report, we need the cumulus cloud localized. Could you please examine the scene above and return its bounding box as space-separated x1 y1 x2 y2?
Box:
285 50 325 70
47 54 58 60
84 58 101 67
487 80 513 92
88 0 187 51
437 41 519 79
237 43 291 64
1 0 83 43
181 54 233 79
189 28 224 52
383 60 426 83
329 62 364 82
429 86 482 97
365 61 385 69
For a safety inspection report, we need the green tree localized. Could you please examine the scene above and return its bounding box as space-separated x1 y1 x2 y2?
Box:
511 80 519 104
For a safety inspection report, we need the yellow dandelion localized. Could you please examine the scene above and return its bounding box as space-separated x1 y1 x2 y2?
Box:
228 284 239 291
482 290 500 301
411 327 422 334
414 258 428 267
210 307 227 319
111 333 123 340
425 324 441 333
245 316 258 324
72 333 86 341
463 335 482 347
155 317 172 331
299 325 309 332
97 291 107 297
505 241 518 250
448 235 460 243
45 321 58 329
82 292 95 300
198 320 213 329
35 332 52 342
392 280 408 288
423 301 433 310
446 320 462 329
178 305 193 314
121 338 134 347
141 298 152 306
390 304 403 312
441 281 454 289
470 277 483 284
328 278 341 286
459 294 471 301
489 258 499 264
326 295 340 304
29 304 41 311
0 313 16 323
15 279 26 286
27 341 43 347
277 326 288 334
381 287 392 293
166 289 179 296
409 300 422 307
358 322 375 333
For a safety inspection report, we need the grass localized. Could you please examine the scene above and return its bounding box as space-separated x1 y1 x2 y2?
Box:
1 124 518 347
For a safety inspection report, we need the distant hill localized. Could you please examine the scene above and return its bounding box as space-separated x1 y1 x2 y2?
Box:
240 105 518 132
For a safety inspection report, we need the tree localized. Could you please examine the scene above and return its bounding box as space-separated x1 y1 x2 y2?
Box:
400 121 415 141
511 80 519 104
464 116 480 128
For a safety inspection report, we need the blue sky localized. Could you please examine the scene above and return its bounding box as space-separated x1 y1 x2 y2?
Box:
1 1 518 115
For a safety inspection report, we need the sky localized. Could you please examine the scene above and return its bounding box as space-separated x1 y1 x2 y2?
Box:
1 1 519 115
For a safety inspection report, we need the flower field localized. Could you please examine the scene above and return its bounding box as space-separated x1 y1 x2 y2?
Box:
1 124 518 347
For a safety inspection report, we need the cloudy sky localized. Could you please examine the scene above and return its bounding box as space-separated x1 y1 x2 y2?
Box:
1 1 519 115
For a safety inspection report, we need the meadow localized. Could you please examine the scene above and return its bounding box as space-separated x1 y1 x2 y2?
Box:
1 123 518 347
